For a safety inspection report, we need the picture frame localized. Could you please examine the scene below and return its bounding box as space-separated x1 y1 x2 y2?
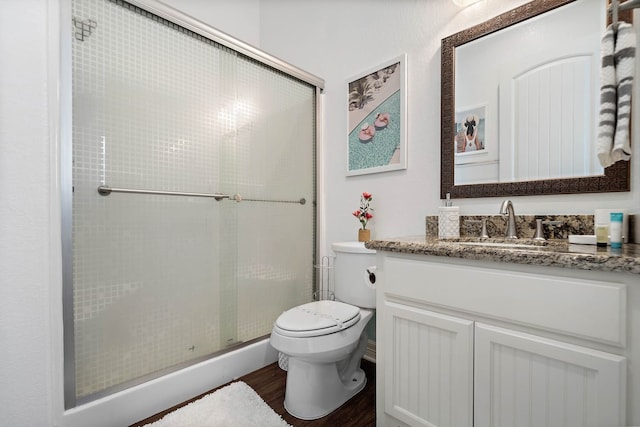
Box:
346 54 407 176
454 104 487 159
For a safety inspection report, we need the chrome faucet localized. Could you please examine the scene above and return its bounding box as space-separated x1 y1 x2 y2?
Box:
499 200 518 239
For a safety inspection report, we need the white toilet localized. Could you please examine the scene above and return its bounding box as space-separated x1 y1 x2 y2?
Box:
269 241 376 420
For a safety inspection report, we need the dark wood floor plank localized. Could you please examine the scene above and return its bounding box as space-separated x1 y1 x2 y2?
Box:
131 359 375 427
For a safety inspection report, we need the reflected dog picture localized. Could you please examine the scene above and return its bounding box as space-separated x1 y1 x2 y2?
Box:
455 105 486 155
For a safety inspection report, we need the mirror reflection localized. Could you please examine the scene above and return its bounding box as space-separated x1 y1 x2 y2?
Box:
441 0 631 199
454 0 604 185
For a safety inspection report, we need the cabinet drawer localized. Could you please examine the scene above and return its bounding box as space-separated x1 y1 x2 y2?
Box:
383 256 626 346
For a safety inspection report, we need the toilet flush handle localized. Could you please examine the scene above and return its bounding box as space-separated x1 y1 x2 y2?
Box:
365 266 377 288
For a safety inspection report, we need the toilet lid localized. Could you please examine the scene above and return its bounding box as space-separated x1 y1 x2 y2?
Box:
274 300 361 338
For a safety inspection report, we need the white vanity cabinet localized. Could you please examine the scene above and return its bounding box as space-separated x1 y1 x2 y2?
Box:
376 252 631 427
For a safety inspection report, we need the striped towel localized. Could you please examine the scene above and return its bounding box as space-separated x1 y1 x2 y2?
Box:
597 25 616 168
597 23 636 168
612 22 635 163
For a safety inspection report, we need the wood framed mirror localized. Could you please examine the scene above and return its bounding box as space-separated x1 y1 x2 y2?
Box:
441 0 631 199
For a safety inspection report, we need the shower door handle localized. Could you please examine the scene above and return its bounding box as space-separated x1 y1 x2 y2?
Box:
211 193 230 201
97 187 303 204
98 186 231 201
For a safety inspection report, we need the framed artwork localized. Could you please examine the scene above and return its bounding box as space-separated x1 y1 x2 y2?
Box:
347 54 407 176
454 104 487 157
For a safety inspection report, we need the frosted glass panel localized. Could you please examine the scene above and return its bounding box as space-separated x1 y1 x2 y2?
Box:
70 0 315 401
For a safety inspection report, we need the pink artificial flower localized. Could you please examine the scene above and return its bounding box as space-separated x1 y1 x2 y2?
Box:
353 192 373 229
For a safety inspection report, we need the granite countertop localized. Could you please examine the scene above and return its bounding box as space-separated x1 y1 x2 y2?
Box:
365 236 640 275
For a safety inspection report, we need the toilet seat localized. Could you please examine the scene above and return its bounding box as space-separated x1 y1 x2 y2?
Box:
274 301 361 338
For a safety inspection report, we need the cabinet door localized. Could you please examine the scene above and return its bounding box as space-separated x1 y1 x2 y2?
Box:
383 301 473 427
474 323 626 427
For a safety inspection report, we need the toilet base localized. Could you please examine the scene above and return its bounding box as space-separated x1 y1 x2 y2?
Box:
270 308 373 420
283 359 367 420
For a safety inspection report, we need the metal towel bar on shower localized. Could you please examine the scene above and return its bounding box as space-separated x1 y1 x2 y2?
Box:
97 186 231 200
97 185 306 205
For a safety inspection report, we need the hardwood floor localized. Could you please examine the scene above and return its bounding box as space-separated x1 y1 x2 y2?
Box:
131 359 376 427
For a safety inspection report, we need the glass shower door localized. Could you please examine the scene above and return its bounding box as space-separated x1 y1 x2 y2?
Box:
68 0 316 405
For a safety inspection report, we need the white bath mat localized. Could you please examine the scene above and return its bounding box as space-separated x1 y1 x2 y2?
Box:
145 381 291 427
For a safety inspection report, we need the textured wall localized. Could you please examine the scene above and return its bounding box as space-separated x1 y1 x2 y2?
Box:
0 1 53 426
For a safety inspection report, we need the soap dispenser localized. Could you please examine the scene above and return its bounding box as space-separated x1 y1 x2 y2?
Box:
438 193 460 239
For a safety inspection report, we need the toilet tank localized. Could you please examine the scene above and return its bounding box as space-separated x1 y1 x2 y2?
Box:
331 242 376 309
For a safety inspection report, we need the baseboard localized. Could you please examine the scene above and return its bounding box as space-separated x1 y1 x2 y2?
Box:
364 339 376 363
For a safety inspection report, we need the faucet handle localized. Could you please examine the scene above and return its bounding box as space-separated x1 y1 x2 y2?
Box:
533 218 563 241
466 218 489 238
533 218 545 241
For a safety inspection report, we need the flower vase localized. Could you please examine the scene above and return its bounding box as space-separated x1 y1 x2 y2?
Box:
358 229 371 242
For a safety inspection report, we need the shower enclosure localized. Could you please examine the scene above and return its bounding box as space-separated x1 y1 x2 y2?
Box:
64 0 321 407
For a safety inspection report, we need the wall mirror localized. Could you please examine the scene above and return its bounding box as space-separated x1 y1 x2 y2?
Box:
441 0 631 198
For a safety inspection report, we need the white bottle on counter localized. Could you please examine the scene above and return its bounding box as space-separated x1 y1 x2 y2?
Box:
439 193 460 239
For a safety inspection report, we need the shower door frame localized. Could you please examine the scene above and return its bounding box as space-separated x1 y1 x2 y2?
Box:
61 0 325 409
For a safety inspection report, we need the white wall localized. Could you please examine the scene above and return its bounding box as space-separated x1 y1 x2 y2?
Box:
258 0 640 258
1 0 638 425
162 0 261 47
0 1 55 426
0 0 263 425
